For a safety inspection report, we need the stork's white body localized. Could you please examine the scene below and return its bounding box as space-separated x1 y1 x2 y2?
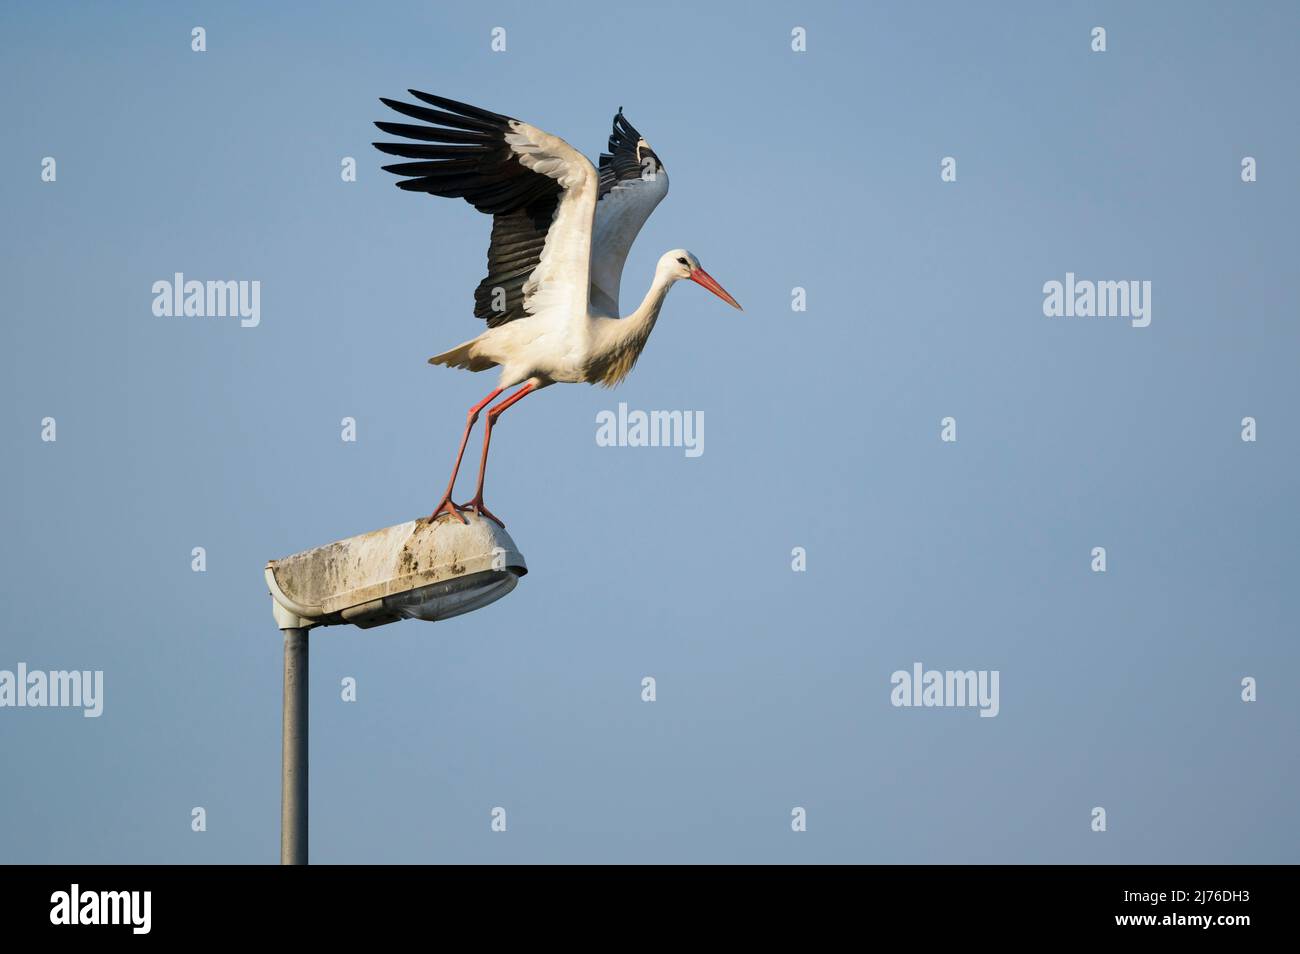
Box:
440 253 681 391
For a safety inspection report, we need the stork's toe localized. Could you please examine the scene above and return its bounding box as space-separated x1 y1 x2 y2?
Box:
459 499 505 528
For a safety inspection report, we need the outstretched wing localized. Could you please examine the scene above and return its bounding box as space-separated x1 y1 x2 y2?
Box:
374 91 598 328
588 109 670 316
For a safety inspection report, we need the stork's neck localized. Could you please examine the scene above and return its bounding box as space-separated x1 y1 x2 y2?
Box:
613 269 675 350
590 269 677 387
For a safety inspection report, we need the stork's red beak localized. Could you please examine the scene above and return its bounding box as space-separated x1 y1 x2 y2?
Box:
690 267 743 311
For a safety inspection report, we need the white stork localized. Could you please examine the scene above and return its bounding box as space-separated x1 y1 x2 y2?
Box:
374 91 742 527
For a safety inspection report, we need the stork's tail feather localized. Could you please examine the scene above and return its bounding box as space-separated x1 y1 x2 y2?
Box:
428 338 498 372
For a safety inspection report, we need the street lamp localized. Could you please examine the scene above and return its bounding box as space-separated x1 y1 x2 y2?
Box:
265 513 527 864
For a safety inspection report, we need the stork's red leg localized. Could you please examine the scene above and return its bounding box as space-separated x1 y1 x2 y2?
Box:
429 387 503 524
461 382 536 527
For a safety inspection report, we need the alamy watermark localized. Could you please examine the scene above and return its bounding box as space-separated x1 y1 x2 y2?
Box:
890 662 999 718
1043 272 1151 328
0 663 103 718
595 402 704 458
50 884 150 934
152 273 260 328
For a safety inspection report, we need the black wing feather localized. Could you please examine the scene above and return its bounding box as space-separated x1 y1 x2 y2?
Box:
373 91 564 327
598 108 664 200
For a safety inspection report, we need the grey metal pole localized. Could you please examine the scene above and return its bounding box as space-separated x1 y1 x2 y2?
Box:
281 627 308 865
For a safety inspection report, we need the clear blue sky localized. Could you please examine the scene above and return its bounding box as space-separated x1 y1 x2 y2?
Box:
2 0 1297 863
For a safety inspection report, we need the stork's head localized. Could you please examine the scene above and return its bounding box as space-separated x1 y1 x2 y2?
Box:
660 249 743 311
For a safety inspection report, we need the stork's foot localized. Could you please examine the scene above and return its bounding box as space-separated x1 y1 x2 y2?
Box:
429 494 468 525
459 497 505 528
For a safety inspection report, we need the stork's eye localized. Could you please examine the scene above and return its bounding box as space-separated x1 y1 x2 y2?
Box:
676 257 688 266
